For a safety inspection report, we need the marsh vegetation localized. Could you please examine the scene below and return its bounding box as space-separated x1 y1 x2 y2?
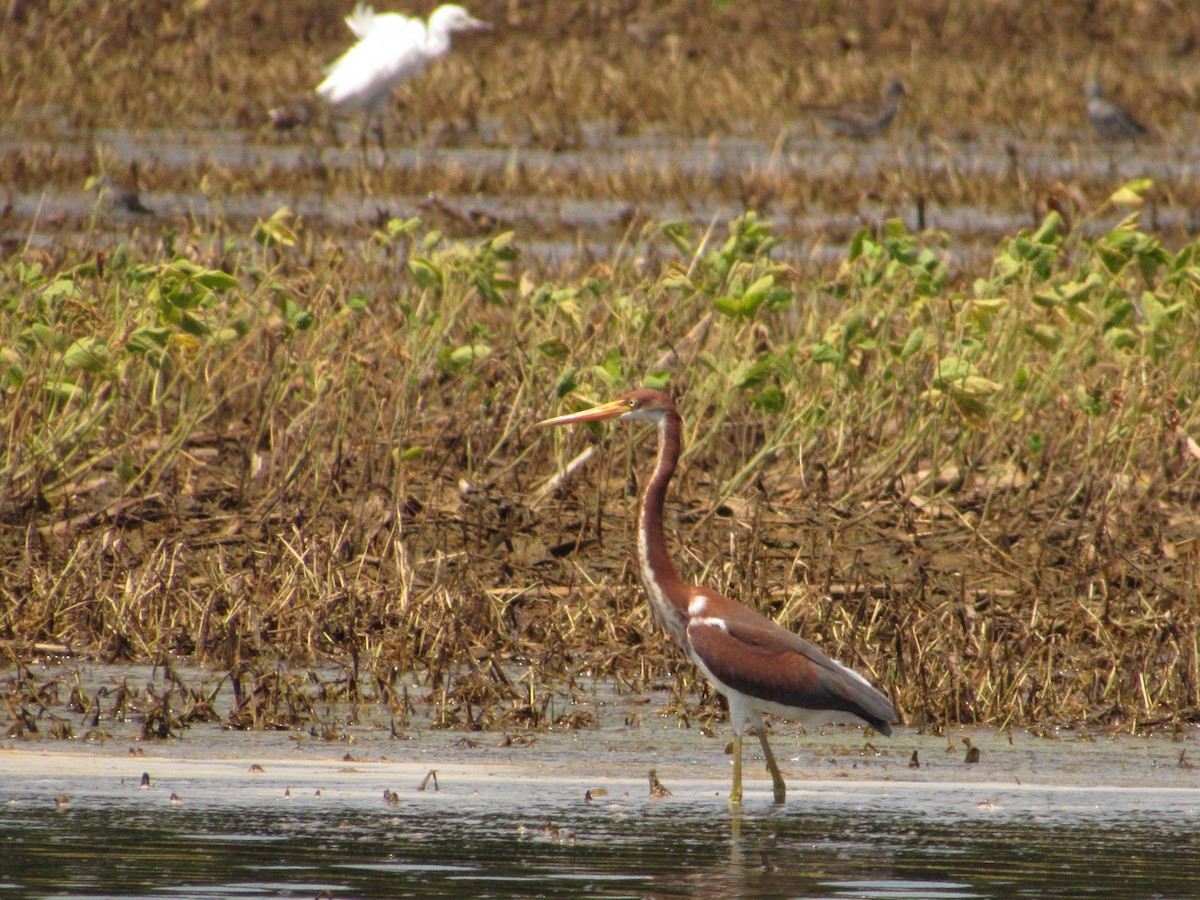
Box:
2 1 1199 742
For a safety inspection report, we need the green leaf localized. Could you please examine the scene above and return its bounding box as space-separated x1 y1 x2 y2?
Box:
743 273 775 303
193 270 239 292
127 327 171 355
21 323 54 348
714 293 760 318
841 314 866 350
553 366 579 397
934 355 972 383
811 342 843 365
1031 211 1062 246
847 227 872 262
537 338 570 361
1024 324 1062 350
2 366 23 388
408 258 444 291
1109 179 1153 206
593 347 623 387
651 221 693 256
45 378 84 402
730 354 775 389
899 327 925 359
750 386 785 414
934 356 999 398
1103 299 1136 330
386 217 421 238
253 207 298 248
116 452 136 484
487 231 516 255
282 299 313 330
644 371 670 391
442 343 491 374
39 277 80 303
177 311 211 337
1103 328 1138 351
1058 273 1103 305
63 337 110 373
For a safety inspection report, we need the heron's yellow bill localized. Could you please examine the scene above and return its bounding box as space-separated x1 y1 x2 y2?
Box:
538 398 629 427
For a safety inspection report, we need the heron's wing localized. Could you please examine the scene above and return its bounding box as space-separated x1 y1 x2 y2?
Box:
685 594 895 732
317 17 430 109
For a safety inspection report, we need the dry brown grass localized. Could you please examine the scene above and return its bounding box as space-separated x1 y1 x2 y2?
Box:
2 199 1199 741
2 2 1200 741
6 1 1199 137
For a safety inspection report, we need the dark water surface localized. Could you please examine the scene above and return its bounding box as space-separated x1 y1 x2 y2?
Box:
3 738 1199 899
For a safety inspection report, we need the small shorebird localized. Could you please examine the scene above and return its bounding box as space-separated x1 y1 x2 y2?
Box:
268 98 316 132
813 77 906 139
1085 78 1148 140
89 161 154 219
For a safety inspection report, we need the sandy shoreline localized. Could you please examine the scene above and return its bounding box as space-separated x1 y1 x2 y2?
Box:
5 726 1199 808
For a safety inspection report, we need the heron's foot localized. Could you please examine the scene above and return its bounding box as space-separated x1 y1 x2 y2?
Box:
755 718 787 805
771 777 786 805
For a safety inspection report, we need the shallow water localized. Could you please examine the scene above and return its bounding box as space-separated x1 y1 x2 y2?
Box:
5 115 1197 273
4 717 1200 898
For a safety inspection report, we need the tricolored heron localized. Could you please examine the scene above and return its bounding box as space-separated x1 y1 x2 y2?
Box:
540 389 897 804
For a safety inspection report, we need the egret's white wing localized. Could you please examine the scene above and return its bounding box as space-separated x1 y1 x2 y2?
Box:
344 3 414 40
317 16 430 110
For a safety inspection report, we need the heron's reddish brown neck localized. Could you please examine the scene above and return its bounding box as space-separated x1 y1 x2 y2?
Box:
637 405 692 645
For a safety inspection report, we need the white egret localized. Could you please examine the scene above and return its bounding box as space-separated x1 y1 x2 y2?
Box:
316 3 490 158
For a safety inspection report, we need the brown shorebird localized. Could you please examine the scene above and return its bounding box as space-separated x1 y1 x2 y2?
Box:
268 98 316 131
814 77 906 138
90 161 154 218
1085 78 1149 140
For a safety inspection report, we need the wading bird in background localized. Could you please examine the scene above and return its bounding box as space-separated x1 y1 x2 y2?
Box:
1085 77 1149 140
813 77 906 139
87 161 155 219
540 390 897 804
268 97 316 132
316 3 489 159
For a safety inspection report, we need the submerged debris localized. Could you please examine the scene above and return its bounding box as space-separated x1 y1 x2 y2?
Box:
648 769 672 798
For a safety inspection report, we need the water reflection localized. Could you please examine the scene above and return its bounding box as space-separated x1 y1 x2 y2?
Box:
4 785 1199 899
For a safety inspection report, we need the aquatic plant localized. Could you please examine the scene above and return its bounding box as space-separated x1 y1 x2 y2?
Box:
1 178 1197 737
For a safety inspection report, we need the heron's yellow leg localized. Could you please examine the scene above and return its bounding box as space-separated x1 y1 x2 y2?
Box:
728 733 743 805
754 715 787 804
